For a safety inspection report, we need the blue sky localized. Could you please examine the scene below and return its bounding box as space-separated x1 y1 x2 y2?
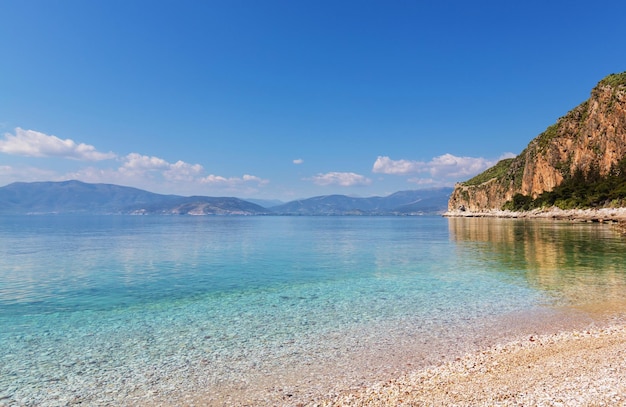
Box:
1 0 626 201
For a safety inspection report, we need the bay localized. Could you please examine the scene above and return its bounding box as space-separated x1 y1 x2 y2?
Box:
1 215 625 405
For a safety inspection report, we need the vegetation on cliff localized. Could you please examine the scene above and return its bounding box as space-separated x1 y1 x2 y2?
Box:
598 72 626 88
502 156 626 211
463 158 515 186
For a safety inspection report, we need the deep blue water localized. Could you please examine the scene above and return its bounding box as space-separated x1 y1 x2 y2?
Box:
1 215 625 405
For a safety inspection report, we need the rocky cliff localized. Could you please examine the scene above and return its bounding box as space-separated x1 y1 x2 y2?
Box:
448 72 626 212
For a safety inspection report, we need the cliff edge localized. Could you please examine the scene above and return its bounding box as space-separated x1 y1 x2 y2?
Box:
448 72 626 212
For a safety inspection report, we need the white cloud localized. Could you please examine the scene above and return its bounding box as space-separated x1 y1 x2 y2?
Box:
121 153 170 171
200 174 269 186
428 154 492 178
372 153 517 181
293 158 304 164
308 172 372 187
119 153 204 182
372 156 421 174
164 160 204 182
0 128 116 161
242 174 269 184
201 175 230 184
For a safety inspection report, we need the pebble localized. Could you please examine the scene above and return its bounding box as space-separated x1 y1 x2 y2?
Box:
316 325 626 407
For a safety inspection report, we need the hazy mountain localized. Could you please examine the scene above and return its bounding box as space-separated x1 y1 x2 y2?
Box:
246 198 285 208
0 181 451 216
0 180 270 215
270 188 453 215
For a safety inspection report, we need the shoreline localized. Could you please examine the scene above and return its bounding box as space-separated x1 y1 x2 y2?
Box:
443 207 626 222
316 322 626 406
182 307 626 407
444 207 626 235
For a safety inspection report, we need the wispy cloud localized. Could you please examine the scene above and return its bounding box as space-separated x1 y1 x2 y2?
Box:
0 128 116 161
0 164 71 182
372 153 515 181
293 158 304 165
63 163 269 196
308 172 372 187
201 174 269 186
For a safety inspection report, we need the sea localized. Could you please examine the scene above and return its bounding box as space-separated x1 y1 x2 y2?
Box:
1 215 626 406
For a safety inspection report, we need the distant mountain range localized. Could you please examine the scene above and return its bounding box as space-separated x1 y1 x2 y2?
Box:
0 180 452 215
270 189 452 215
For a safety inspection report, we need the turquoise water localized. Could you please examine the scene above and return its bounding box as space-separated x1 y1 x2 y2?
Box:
1 216 626 405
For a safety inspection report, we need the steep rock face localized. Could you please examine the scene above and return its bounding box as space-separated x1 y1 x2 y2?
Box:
449 72 626 212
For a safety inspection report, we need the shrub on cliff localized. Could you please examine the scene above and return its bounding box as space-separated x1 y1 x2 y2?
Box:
502 156 626 210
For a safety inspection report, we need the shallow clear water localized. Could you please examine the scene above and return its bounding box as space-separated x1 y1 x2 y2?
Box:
1 215 626 405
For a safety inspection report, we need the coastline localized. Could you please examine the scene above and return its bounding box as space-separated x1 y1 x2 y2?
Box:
148 305 624 406
183 308 626 407
443 207 626 222
444 207 626 235
316 323 626 406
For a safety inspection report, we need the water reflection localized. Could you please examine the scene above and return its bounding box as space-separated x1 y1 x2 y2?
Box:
448 217 626 311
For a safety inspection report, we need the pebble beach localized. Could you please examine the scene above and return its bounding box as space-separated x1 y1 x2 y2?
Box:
177 308 626 407
316 323 626 407
185 308 626 407
443 207 626 223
